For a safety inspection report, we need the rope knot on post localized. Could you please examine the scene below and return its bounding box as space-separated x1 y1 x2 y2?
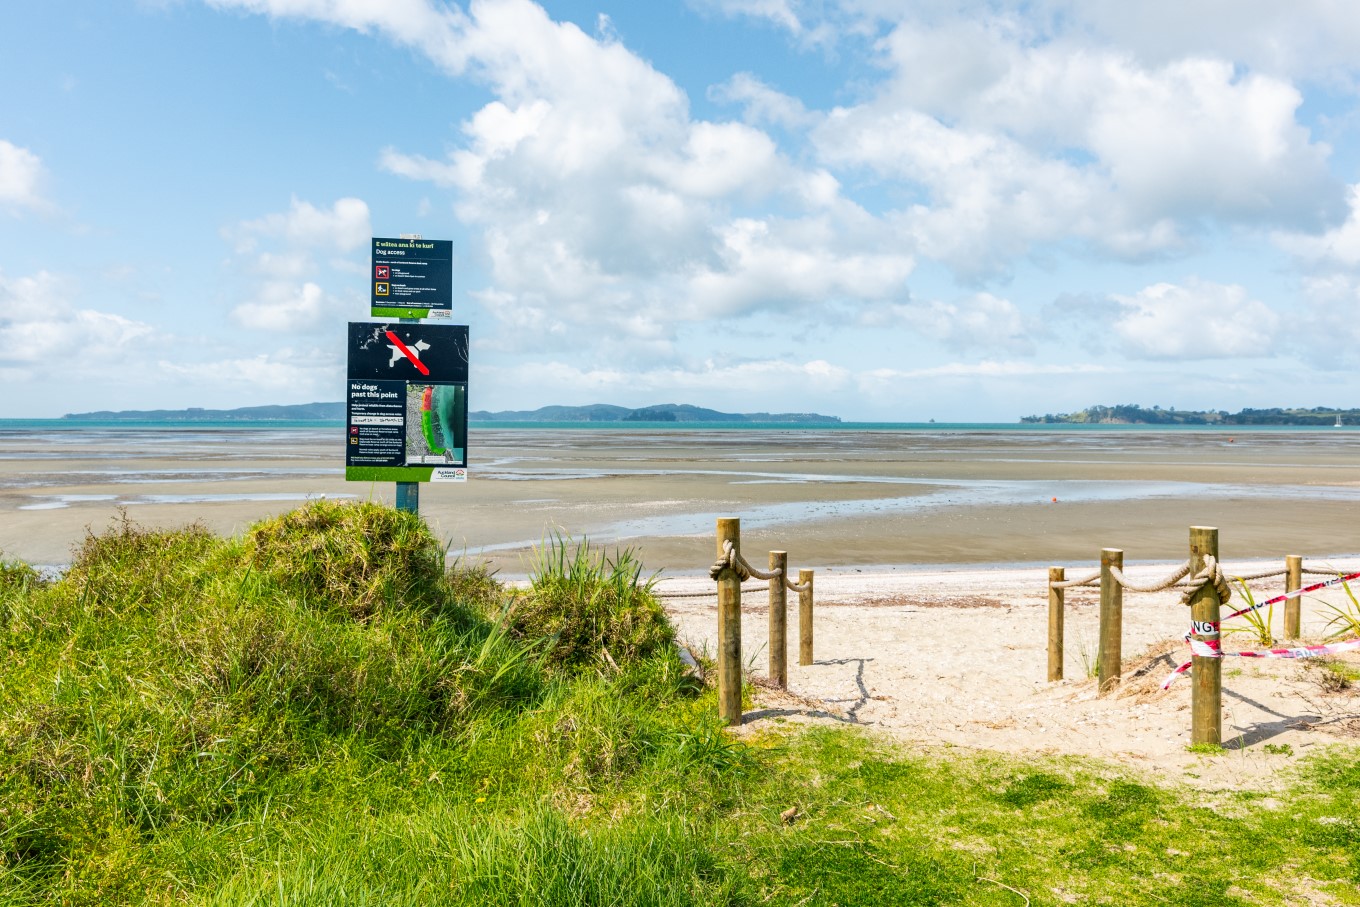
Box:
709 539 752 582
1179 554 1231 606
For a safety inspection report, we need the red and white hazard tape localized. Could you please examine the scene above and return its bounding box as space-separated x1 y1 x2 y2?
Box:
1161 639 1360 688
1162 569 1360 689
1221 570 1360 622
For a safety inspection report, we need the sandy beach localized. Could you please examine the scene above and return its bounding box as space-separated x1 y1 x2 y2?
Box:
658 560 1360 789
3 423 1358 786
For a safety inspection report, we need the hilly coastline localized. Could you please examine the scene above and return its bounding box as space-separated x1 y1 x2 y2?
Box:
61 402 840 424
1023 404 1360 425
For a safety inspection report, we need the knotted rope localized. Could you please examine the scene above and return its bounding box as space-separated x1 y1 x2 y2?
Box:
709 539 813 591
1178 555 1232 606
709 539 783 582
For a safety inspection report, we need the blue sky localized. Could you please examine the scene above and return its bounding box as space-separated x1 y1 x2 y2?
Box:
4 0 1360 421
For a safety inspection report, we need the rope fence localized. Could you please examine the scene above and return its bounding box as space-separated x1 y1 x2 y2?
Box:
674 517 1360 739
668 518 820 725
1048 530 1360 745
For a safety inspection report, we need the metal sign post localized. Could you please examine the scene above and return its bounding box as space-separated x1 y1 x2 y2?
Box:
395 312 420 514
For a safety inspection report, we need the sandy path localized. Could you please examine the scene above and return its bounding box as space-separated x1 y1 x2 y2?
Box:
657 560 1360 790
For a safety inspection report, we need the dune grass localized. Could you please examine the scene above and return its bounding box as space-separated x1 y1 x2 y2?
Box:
2 501 1360 905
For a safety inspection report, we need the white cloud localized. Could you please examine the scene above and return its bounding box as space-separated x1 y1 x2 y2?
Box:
204 0 473 73
814 28 1343 275
709 0 802 31
158 345 339 391
679 216 914 319
0 270 157 375
1295 275 1360 365
1112 280 1280 360
688 0 840 48
864 293 1033 354
1275 184 1360 267
222 196 369 336
859 360 1111 382
228 196 371 254
0 140 50 215
365 0 918 347
710 73 816 130
231 281 332 331
1039 0 1360 80
480 356 853 405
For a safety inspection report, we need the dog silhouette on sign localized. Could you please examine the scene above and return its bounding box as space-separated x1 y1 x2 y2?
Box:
388 338 430 368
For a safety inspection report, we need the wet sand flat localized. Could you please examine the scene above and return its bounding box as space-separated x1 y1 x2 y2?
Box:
3 425 1360 576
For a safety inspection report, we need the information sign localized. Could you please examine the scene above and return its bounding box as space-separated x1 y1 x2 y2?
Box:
370 237 453 318
345 322 469 481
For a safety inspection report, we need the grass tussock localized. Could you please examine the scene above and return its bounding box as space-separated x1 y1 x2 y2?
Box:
512 534 674 672
4 502 1360 906
245 500 449 620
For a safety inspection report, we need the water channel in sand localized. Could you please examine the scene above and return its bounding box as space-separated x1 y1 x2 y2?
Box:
2 424 1359 577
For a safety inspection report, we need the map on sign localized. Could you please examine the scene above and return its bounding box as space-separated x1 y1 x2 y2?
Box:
370 237 453 318
345 322 469 482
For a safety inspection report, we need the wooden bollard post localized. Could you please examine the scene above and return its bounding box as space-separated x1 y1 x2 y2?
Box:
798 569 814 666
1098 549 1123 693
1048 566 1065 681
1284 554 1303 640
769 551 788 688
1190 526 1222 745
716 518 743 725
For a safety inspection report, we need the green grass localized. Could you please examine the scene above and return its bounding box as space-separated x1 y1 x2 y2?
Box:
3 501 1360 905
1225 578 1274 648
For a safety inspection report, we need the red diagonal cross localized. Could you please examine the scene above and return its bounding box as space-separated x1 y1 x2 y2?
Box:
385 330 430 376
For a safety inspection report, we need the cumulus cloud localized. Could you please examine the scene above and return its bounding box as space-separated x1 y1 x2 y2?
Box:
0 140 50 215
694 0 803 33
1112 280 1280 359
0 270 157 376
1038 0 1360 79
223 196 369 334
231 281 333 331
709 73 816 130
859 360 1111 382
367 0 918 351
1275 184 1360 267
200 0 1356 414
813 26 1343 275
479 355 853 408
205 0 473 73
863 293 1033 354
158 345 339 391
227 196 371 254
1292 275 1360 366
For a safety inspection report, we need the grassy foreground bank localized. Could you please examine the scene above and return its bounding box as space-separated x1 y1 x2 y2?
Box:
1 502 1358 905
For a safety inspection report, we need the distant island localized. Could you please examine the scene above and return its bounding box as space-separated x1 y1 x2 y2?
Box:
62 402 840 424
63 402 346 422
1022 404 1358 426
469 403 840 423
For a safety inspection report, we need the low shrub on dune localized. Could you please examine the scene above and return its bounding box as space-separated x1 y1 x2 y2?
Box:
511 534 675 673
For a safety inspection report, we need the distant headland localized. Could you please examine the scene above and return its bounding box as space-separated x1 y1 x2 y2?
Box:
61 402 841 424
468 403 840 423
62 403 348 422
1022 404 1359 426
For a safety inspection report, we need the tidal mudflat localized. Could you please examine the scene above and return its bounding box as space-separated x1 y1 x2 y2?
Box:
3 425 1360 577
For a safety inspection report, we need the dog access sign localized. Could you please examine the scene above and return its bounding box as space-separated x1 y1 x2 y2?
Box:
345 322 468 482
370 237 453 318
